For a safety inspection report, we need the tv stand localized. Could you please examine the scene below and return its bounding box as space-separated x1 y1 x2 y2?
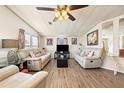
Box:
54 51 70 59
54 51 70 67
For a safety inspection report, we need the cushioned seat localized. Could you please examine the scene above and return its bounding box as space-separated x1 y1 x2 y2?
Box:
0 65 48 88
26 52 51 71
74 48 103 68
11 48 52 71
0 72 31 88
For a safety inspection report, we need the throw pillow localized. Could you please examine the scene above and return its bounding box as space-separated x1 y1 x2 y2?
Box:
87 51 94 57
18 50 29 59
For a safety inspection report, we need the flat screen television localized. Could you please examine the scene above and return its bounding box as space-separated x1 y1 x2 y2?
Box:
57 45 69 52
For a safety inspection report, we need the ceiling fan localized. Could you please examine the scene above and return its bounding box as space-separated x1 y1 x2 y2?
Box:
36 5 88 22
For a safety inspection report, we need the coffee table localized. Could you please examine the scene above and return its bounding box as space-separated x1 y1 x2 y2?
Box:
57 59 68 67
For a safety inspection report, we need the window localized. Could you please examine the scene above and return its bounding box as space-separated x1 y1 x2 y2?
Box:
24 33 39 48
31 36 38 48
25 34 31 48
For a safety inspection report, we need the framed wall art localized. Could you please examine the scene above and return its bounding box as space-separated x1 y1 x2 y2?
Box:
72 38 77 45
47 38 53 45
57 38 68 45
87 30 98 46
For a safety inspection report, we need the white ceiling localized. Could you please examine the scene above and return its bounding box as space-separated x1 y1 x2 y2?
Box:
7 5 124 37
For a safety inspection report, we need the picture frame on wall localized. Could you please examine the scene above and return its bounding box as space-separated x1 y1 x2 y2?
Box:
57 38 68 45
47 38 53 45
87 30 98 46
72 38 77 45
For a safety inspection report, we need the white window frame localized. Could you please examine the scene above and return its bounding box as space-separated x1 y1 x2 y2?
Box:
24 34 31 48
31 36 38 48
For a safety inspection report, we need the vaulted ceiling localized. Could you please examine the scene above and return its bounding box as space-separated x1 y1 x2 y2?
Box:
7 5 124 37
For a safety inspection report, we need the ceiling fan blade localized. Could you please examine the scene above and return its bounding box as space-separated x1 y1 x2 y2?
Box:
36 7 55 11
67 12 76 21
70 5 89 11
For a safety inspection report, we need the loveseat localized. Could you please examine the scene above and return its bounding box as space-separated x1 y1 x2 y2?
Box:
74 48 103 68
0 65 48 88
7 48 51 71
24 52 51 71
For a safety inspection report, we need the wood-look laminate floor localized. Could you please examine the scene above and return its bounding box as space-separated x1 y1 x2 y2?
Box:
43 59 124 88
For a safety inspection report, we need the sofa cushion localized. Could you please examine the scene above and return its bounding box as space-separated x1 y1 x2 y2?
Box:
29 51 36 58
33 49 42 55
35 53 41 57
40 56 46 63
35 52 43 57
30 49 44 57
24 56 41 61
0 72 32 88
17 49 29 59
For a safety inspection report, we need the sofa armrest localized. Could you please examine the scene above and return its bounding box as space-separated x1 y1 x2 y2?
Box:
0 65 19 81
84 56 101 60
16 71 48 88
24 57 41 61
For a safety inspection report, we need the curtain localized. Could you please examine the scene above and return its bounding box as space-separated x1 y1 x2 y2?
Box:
38 33 42 48
18 29 25 49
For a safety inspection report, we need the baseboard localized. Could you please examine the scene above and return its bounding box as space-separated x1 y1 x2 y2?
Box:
101 66 124 74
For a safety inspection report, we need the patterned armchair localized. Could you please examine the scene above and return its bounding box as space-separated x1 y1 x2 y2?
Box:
7 49 26 65
7 49 19 65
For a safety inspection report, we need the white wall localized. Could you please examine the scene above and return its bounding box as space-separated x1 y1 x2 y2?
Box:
102 23 113 56
0 6 44 62
79 23 103 48
0 6 45 49
79 14 124 74
119 19 124 49
43 36 81 58
0 6 39 40
0 39 2 48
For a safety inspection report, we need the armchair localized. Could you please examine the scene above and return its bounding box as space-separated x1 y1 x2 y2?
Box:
0 65 48 88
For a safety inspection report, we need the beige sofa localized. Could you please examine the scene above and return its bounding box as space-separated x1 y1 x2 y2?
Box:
14 48 51 71
0 65 48 88
24 52 51 71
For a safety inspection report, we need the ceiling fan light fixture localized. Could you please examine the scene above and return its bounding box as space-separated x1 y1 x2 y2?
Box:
37 5 89 22
58 16 63 21
61 10 67 16
66 6 70 12
54 5 70 21
58 5 64 10
63 14 69 20
55 10 60 18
